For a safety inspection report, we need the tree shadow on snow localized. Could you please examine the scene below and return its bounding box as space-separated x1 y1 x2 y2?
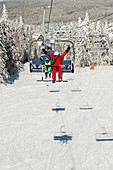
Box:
0 72 19 85
0 64 26 85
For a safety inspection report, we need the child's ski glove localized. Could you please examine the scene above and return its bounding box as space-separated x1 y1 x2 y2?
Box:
66 46 71 52
42 49 47 54
40 57 43 61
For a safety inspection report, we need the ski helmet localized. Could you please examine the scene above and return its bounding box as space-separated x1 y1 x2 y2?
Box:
54 52 59 55
45 57 49 61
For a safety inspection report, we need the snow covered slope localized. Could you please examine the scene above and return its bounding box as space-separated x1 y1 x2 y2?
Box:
0 64 113 170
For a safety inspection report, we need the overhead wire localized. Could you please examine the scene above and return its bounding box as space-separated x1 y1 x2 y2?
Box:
47 0 113 35
77 12 113 28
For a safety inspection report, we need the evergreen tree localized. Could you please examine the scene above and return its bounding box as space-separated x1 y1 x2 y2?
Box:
1 4 8 22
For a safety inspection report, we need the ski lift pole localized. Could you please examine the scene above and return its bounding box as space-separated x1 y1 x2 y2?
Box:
42 9 45 38
48 0 53 32
42 65 44 81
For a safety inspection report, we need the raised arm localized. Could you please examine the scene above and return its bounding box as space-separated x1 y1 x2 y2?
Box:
61 51 68 59
42 49 55 60
61 46 71 59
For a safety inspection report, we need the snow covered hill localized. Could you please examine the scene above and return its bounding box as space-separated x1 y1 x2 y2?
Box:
1 0 113 24
0 64 113 170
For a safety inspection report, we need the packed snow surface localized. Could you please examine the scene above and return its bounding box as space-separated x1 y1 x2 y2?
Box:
0 64 113 170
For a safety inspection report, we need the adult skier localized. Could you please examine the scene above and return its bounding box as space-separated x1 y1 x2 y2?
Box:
40 56 54 79
42 46 70 83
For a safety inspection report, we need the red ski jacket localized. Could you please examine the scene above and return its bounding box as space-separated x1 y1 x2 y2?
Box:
46 51 67 66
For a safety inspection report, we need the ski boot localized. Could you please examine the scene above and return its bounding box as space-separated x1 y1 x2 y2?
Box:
45 72 48 79
52 79 56 83
49 73 51 78
59 77 62 82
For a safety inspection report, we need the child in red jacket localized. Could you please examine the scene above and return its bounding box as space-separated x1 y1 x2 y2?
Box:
42 46 70 83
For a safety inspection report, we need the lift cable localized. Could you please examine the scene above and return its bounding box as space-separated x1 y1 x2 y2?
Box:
77 12 113 28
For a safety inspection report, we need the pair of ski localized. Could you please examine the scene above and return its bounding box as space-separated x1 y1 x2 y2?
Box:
37 79 68 82
37 65 68 82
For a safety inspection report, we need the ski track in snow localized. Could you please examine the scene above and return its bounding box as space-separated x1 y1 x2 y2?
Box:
0 64 113 169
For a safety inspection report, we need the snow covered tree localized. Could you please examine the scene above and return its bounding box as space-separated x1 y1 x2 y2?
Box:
1 4 8 22
96 21 102 34
82 12 90 36
78 17 82 27
19 15 24 27
89 22 96 34
103 21 109 35
84 12 89 24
